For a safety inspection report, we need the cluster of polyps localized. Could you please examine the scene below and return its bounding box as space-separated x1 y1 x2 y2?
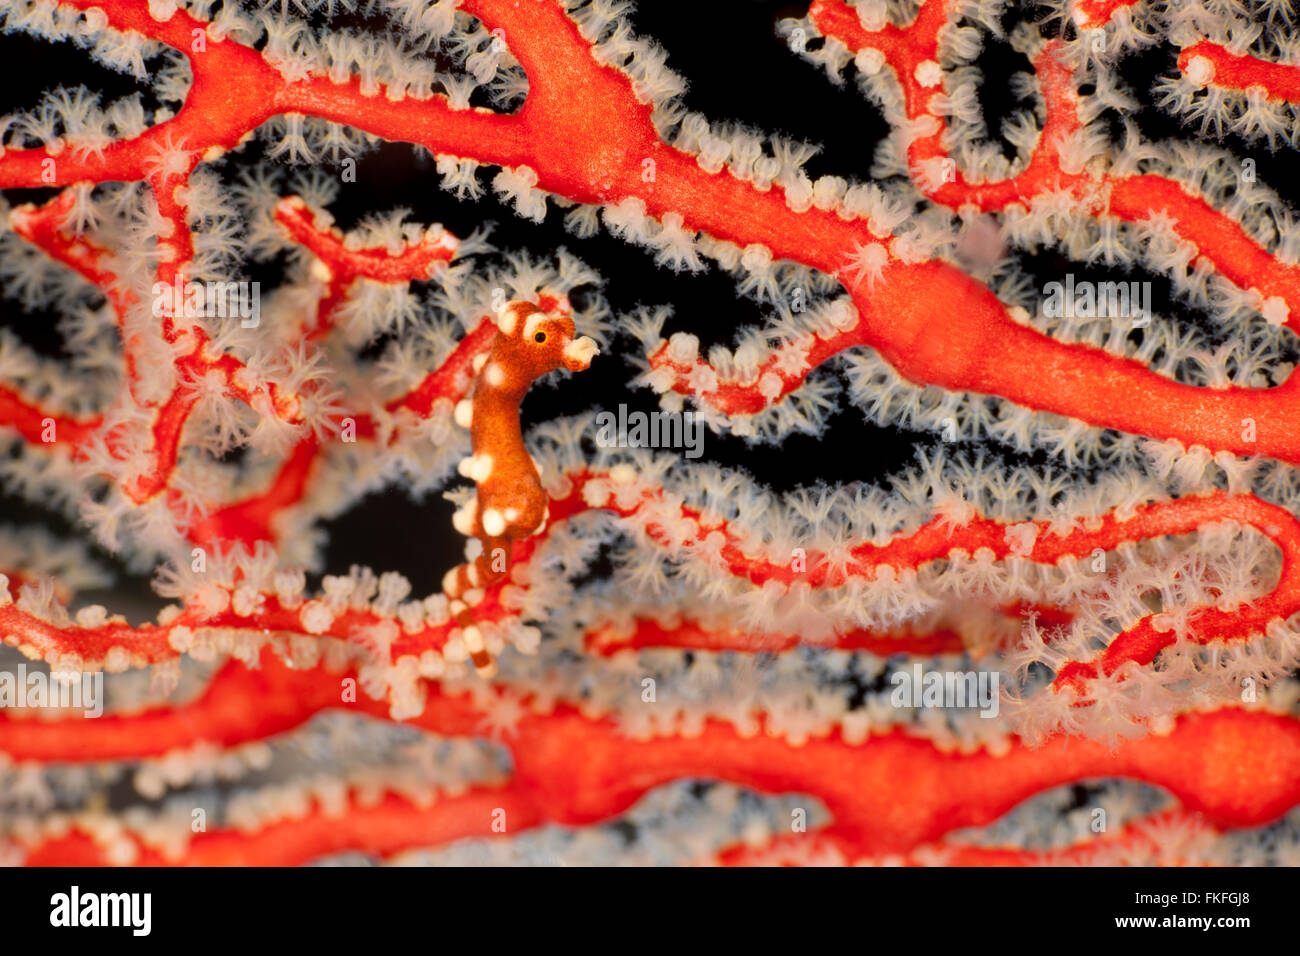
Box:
3 0 1300 865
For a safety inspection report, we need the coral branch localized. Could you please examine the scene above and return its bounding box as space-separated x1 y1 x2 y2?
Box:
1180 41 1300 103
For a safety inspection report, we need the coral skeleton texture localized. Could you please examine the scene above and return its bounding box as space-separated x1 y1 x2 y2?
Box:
1 0 1300 866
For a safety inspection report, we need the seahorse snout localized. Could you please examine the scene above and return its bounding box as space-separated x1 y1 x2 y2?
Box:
562 335 599 371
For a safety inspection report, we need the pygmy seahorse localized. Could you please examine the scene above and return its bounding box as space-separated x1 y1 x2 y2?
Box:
444 299 599 675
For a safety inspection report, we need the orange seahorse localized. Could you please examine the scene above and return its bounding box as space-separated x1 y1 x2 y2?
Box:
444 299 599 675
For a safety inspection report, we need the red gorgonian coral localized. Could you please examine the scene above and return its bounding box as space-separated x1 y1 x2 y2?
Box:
0 0 1299 867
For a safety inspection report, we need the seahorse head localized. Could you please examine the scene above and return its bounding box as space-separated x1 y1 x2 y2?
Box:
490 300 599 384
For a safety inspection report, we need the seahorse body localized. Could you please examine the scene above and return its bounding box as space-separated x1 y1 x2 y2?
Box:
444 300 598 674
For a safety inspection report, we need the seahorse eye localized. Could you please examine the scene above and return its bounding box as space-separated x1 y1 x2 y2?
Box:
534 331 546 343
